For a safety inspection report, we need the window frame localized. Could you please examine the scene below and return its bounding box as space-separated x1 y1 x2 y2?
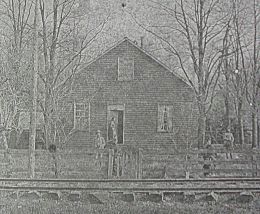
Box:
117 56 134 81
73 102 87 130
157 104 173 133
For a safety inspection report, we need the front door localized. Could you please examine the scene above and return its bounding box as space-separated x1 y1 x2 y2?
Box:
117 110 124 144
107 105 124 144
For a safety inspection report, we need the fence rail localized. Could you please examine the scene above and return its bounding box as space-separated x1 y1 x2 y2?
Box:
0 146 259 179
141 147 260 179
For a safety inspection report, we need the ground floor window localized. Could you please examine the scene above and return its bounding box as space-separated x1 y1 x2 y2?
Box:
157 104 173 132
73 102 88 130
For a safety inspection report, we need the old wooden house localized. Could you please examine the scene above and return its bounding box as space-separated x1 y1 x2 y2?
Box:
62 37 197 150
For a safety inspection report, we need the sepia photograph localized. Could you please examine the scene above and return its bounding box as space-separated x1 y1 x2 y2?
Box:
0 0 259 213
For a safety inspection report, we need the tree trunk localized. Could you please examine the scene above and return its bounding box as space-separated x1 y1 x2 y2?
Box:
197 102 206 148
252 111 258 148
237 100 244 145
224 89 231 130
257 120 260 148
43 0 58 149
252 0 259 148
44 97 51 149
224 61 231 130
43 114 49 149
29 0 39 178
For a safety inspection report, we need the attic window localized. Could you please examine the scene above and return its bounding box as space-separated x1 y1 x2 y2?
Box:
117 56 134 81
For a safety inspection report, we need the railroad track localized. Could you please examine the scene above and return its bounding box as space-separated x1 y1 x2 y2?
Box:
0 177 260 183
0 177 259 193
0 185 260 193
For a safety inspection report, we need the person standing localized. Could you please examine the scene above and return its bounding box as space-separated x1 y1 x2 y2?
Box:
108 117 118 145
223 128 234 159
203 139 216 176
94 130 106 167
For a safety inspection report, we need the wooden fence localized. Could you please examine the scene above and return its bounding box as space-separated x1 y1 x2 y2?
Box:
0 147 142 179
107 147 142 179
140 146 260 179
0 145 259 179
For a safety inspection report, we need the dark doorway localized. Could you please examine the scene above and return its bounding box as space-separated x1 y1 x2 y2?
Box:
117 110 124 144
107 105 124 145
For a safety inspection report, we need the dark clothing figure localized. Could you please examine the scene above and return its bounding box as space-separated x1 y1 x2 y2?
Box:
94 130 106 167
108 117 118 145
48 144 58 178
203 140 215 177
203 163 211 177
94 131 106 150
108 122 114 141
224 131 234 159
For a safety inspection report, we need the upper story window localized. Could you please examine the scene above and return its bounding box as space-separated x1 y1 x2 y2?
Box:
157 105 173 133
117 56 134 81
74 102 87 130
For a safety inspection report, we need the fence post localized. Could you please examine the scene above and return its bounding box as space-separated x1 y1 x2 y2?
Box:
185 154 190 179
121 152 125 177
129 151 133 178
116 153 120 177
135 150 138 179
108 149 114 178
251 153 257 177
138 148 143 179
4 149 11 177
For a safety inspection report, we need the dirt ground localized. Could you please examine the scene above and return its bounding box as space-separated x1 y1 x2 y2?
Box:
0 197 259 214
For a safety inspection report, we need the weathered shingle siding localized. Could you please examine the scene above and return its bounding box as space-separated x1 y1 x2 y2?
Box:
66 40 197 149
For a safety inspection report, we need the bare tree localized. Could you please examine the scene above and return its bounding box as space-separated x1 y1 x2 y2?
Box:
38 0 108 148
0 0 33 145
130 0 232 147
246 0 260 148
219 22 232 131
222 0 259 147
218 0 247 146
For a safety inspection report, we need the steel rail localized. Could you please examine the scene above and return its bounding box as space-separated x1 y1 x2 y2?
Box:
0 177 260 183
0 185 260 193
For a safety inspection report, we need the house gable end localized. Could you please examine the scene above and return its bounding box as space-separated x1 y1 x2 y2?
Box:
80 37 192 90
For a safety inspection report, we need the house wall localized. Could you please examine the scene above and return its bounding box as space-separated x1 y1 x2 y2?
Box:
65 40 198 150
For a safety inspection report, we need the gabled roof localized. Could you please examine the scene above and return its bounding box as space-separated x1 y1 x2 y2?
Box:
82 37 192 88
